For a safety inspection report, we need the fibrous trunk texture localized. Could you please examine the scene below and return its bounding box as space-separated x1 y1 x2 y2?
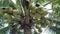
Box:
24 24 32 34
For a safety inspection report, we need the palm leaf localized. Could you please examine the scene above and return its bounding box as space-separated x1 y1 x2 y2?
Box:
0 27 9 34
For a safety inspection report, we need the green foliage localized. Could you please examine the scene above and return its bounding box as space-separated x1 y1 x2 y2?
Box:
36 25 42 32
5 7 13 14
13 10 19 15
13 15 21 21
3 13 11 20
37 0 45 4
0 10 4 15
35 13 41 20
34 31 39 34
0 0 59 34
0 27 9 34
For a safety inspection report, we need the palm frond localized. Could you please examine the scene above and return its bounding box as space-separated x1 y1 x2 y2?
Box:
0 26 9 34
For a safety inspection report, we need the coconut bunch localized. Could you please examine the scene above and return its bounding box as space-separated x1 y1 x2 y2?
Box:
28 1 50 33
0 7 21 24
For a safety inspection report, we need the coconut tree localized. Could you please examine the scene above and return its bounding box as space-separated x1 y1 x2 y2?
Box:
0 0 60 34
0 0 50 34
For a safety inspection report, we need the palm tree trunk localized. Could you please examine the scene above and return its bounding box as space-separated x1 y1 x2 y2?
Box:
21 0 32 34
24 24 32 34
